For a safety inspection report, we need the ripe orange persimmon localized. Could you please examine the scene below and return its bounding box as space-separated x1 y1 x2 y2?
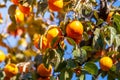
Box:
37 63 52 77
0 50 6 63
37 77 50 80
33 34 49 51
46 26 63 48
66 20 83 44
48 0 63 11
106 12 114 23
99 56 113 71
33 34 41 49
18 4 31 14
4 63 18 77
15 9 24 23
11 0 19 5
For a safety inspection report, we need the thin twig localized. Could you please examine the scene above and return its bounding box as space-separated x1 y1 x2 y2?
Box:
74 0 81 11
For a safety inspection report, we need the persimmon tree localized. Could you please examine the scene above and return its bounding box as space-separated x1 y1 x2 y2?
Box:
0 0 120 80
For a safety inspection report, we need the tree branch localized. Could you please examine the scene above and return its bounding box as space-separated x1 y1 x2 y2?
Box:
99 0 109 21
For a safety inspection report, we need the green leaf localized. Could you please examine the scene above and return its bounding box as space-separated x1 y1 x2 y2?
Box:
93 27 106 49
37 1 48 16
103 26 116 46
34 54 43 67
66 37 76 48
0 71 4 80
66 70 73 80
9 16 16 23
94 11 99 19
16 73 21 80
97 19 104 25
107 76 114 80
73 48 87 64
99 35 105 48
66 59 77 69
51 36 59 48
55 61 67 72
110 65 116 72
48 49 61 70
50 76 56 80
101 71 107 78
82 8 92 17
84 62 98 75
73 48 80 58
93 28 100 48
65 71 72 80
7 22 17 32
31 71 37 80
59 70 69 80
81 46 93 52
41 49 58 68
48 49 56 60
77 73 85 80
83 32 89 41
56 44 64 60
108 72 117 80
16 53 25 62
113 14 120 33
27 19 47 37
8 5 17 16
116 61 120 73
114 34 120 50
27 0 36 5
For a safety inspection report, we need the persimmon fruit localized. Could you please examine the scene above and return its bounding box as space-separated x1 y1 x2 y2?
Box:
15 9 24 23
11 0 19 5
37 63 52 77
46 26 63 48
33 35 49 52
106 12 114 23
48 0 63 11
99 56 113 71
33 34 41 49
18 4 31 15
4 63 18 77
66 20 83 44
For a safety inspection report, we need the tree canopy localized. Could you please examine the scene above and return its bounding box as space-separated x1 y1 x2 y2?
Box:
0 0 120 80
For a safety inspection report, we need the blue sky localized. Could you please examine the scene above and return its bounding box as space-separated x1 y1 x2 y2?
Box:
0 0 120 80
